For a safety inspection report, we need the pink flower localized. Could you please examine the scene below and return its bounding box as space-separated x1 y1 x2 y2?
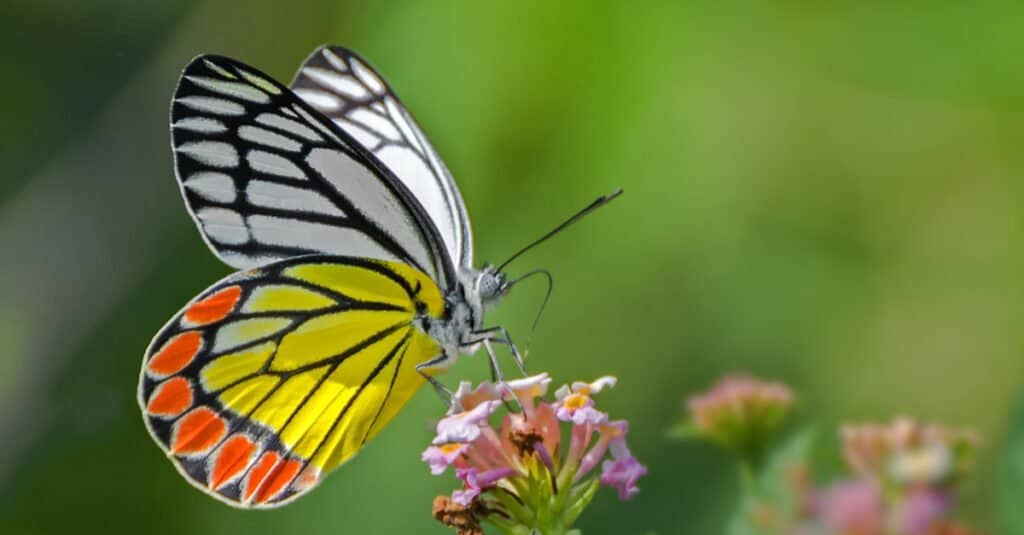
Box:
816 479 885 535
600 456 647 500
433 400 501 445
499 373 552 399
577 420 629 479
553 376 616 425
501 402 561 464
586 421 647 500
896 487 952 535
422 442 469 475
841 418 980 484
685 373 793 454
450 380 501 411
425 374 645 532
498 373 552 417
452 467 517 506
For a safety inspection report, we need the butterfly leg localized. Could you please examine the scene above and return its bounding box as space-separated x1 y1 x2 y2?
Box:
481 338 524 414
471 326 528 376
416 354 458 411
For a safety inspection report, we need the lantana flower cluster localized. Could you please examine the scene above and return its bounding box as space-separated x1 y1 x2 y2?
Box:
685 373 794 456
678 373 982 535
812 418 981 535
841 418 979 488
424 373 647 534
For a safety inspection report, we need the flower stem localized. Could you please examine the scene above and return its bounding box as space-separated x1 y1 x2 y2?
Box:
738 460 760 498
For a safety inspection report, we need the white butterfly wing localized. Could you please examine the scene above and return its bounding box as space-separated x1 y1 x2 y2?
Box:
290 45 473 270
170 54 454 288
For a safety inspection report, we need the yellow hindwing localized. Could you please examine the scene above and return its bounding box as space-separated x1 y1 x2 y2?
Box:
139 256 445 507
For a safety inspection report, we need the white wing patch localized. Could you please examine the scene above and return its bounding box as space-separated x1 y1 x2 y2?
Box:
303 67 369 99
177 96 246 116
195 207 249 245
254 113 323 142
185 76 271 103
290 45 474 269
306 147 425 265
170 54 451 286
174 117 228 134
245 180 344 217
178 141 239 168
184 172 237 203
238 126 303 152
293 89 343 111
245 215 399 262
246 150 306 179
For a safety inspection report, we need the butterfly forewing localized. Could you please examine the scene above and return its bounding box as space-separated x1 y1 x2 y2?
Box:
290 46 473 269
138 255 445 507
171 54 453 287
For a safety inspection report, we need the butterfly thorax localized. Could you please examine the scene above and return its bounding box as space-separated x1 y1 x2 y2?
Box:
421 266 506 367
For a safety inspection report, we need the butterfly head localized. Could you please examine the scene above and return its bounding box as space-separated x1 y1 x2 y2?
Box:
473 264 509 307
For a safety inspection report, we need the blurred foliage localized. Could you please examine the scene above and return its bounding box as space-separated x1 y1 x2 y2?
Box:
2 1 1023 533
727 429 815 535
1000 392 1024 534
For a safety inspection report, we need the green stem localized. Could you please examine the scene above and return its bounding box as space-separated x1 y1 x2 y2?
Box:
738 460 760 498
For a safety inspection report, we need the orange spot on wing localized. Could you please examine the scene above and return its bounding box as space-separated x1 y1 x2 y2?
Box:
184 285 242 326
292 466 320 492
243 452 280 502
171 407 227 455
254 458 302 504
209 434 257 490
148 331 203 376
147 377 193 417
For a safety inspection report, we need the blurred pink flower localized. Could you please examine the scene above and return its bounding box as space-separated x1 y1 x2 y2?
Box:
896 487 952 535
685 373 793 454
816 479 885 535
841 418 979 485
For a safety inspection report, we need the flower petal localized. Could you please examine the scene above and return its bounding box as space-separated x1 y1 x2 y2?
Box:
451 380 501 413
572 376 617 395
555 404 607 426
600 456 647 500
451 487 480 506
578 421 630 480
422 443 469 475
434 400 502 445
499 373 552 400
452 467 517 505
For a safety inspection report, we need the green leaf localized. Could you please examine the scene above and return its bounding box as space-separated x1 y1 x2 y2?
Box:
999 392 1024 534
562 478 601 529
665 420 702 441
727 428 816 535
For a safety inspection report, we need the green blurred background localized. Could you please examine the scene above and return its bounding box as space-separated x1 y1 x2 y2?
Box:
2 1 1022 533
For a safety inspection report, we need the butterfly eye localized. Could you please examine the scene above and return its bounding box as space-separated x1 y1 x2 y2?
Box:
475 271 504 300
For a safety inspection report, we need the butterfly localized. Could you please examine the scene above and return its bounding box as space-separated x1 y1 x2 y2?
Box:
137 45 620 508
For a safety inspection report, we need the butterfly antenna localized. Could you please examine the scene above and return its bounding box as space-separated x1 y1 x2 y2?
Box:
505 268 554 358
496 188 623 273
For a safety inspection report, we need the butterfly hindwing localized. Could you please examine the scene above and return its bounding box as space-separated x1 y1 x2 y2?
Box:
171 54 454 287
290 45 473 269
138 255 445 507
